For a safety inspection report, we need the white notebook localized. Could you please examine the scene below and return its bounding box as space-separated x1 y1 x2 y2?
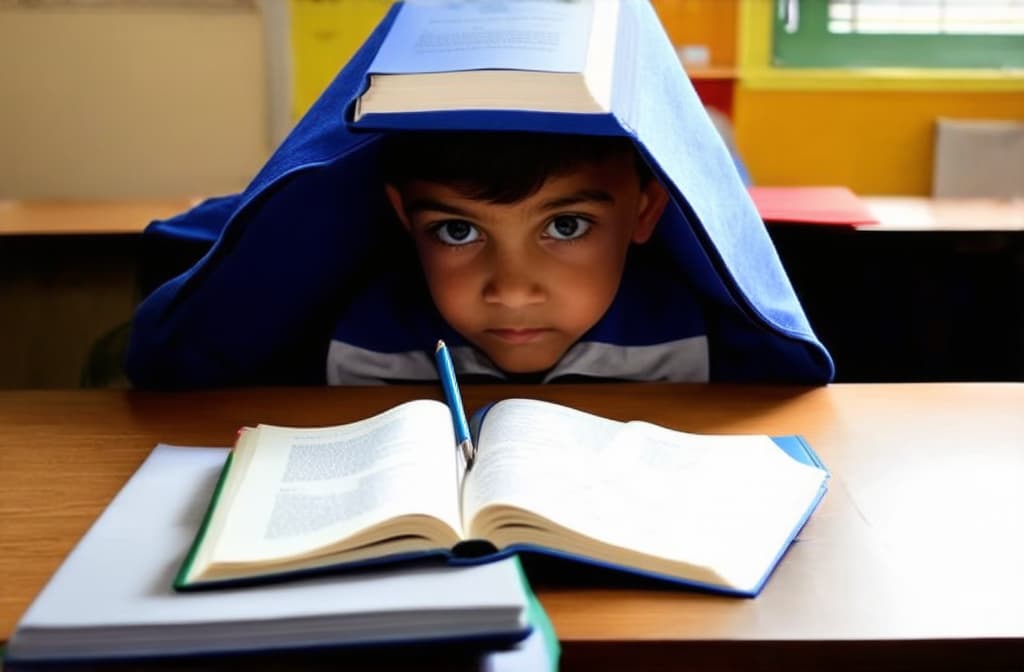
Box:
7 445 538 663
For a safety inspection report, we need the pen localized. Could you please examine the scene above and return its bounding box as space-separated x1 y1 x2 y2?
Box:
434 340 476 469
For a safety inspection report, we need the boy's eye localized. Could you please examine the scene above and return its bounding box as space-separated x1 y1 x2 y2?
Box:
545 215 592 241
432 220 481 246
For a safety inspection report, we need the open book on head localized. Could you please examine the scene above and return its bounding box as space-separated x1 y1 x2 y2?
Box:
176 348 829 596
353 0 621 122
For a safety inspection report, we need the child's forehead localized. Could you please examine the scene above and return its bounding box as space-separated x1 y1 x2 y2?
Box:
380 131 641 174
396 158 641 208
391 159 638 218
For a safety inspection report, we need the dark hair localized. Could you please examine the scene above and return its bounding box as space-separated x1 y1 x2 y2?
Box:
379 131 653 204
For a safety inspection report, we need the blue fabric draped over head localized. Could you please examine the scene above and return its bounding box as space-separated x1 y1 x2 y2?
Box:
125 0 834 388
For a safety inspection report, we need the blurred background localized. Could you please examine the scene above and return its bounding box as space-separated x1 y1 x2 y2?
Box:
1 0 1022 388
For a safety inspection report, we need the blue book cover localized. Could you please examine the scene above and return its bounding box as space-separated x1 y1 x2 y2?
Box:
125 0 834 388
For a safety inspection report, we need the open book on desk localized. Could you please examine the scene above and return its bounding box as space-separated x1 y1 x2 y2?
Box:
7 445 551 667
176 398 830 597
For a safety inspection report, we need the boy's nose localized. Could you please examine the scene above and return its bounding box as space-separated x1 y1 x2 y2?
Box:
482 257 545 308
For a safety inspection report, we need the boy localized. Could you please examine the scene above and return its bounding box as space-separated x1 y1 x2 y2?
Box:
125 4 832 388
383 132 669 378
318 130 710 385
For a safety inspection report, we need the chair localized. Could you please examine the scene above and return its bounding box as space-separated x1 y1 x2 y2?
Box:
932 118 1024 198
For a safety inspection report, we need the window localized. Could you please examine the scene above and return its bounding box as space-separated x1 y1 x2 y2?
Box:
773 0 1024 68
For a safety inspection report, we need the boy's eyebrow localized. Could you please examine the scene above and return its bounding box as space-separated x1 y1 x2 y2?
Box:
403 189 615 217
403 198 474 217
538 189 615 210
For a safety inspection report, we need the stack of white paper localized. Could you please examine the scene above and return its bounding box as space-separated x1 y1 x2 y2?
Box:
7 445 535 663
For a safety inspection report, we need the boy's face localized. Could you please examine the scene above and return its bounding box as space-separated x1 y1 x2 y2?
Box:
387 154 667 374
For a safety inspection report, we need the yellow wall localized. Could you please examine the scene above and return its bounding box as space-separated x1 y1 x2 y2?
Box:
290 0 390 121
735 88 1024 194
650 0 737 68
0 6 267 199
735 0 1024 195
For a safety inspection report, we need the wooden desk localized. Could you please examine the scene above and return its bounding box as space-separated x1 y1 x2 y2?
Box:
0 199 196 236
861 196 1024 232
768 213 1024 382
0 199 200 388
11 196 1019 236
3 384 1023 670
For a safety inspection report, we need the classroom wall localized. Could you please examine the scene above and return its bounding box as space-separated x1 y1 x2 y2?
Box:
0 4 271 388
650 0 737 69
732 0 1024 195
0 5 269 199
733 88 1024 195
290 0 391 122
734 88 1024 195
664 0 1024 196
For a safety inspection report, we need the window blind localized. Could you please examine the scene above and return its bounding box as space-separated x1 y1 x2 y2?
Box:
828 0 1024 35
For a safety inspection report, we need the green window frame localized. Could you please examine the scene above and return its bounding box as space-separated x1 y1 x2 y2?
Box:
772 1 1024 69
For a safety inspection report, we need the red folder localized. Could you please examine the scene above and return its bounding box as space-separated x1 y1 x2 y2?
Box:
749 186 879 227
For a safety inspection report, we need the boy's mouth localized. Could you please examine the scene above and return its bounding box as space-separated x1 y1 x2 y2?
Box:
486 328 552 345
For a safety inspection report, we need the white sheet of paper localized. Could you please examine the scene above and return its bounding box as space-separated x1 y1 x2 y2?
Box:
9 445 529 660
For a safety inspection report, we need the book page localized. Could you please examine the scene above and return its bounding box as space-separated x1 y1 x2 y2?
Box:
369 0 595 75
463 399 827 587
211 400 463 563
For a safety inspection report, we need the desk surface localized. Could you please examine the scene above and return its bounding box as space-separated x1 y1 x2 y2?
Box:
2 383 1023 670
861 196 1024 231
0 199 196 235
5 196 1022 237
